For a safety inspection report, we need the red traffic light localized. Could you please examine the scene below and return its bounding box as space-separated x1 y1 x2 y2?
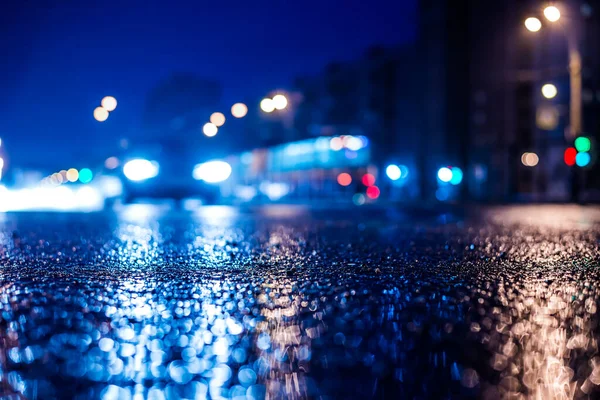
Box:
564 147 577 166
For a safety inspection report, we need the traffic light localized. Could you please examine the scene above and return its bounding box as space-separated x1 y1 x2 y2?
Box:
566 136 592 167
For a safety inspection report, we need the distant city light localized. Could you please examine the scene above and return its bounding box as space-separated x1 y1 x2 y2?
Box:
101 96 117 112
450 167 464 184
366 185 380 199
93 107 109 122
337 173 352 186
260 98 275 113
564 147 577 166
541 83 557 99
362 173 375 187
272 94 288 110
521 152 539 167
525 17 542 32
329 137 343 151
202 122 218 137
123 159 159 181
574 137 591 153
352 193 366 206
66 168 79 182
543 6 561 22
576 152 591 167
78 168 93 184
386 164 401 181
210 112 226 127
193 160 232 183
104 157 119 170
437 167 453 183
231 103 248 118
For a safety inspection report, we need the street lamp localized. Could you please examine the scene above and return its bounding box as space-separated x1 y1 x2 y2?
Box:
210 112 226 127
543 6 561 22
272 94 288 110
101 96 117 112
202 122 218 137
231 103 248 118
525 5 582 137
93 106 109 122
541 83 557 99
260 98 275 113
524 17 542 32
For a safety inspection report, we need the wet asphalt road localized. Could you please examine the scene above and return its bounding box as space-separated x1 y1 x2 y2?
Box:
0 204 599 400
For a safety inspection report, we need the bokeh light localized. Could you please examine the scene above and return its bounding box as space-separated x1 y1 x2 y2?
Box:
521 152 539 167
543 5 561 22
525 17 542 32
574 137 591 153
576 152 591 167
105 157 119 170
66 168 79 182
437 167 452 183
272 94 288 110
344 136 363 151
210 112 226 127
386 164 401 181
564 147 577 166
203 123 218 137
123 159 159 181
93 107 109 122
362 173 376 187
78 168 93 184
101 96 117 112
541 83 557 99
53 173 64 184
192 160 232 183
260 98 275 113
450 167 464 184
329 137 343 151
337 173 352 186
366 185 380 199
231 103 248 118
352 193 365 206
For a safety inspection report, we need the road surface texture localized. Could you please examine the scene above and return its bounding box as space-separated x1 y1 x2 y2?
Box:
0 204 599 400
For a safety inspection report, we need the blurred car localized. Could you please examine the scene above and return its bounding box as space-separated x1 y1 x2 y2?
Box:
116 138 231 204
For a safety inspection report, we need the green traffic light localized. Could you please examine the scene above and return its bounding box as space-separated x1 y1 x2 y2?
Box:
574 137 591 153
78 168 93 184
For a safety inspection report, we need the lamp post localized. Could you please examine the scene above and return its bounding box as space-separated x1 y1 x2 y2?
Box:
525 5 582 138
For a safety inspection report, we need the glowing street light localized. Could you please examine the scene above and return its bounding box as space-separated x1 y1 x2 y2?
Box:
93 106 109 122
525 17 542 32
541 83 557 99
231 103 248 118
101 96 117 112
210 112 226 127
260 98 275 113
203 122 218 137
272 94 288 110
543 6 561 22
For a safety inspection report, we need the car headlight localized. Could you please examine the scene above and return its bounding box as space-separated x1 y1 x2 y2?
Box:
123 159 159 181
193 160 231 183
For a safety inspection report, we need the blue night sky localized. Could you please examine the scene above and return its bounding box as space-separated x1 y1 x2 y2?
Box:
1 0 415 170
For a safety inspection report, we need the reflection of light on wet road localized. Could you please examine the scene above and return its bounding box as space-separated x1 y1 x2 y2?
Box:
0 205 598 398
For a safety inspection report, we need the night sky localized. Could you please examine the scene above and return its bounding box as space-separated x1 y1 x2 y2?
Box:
1 0 415 170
